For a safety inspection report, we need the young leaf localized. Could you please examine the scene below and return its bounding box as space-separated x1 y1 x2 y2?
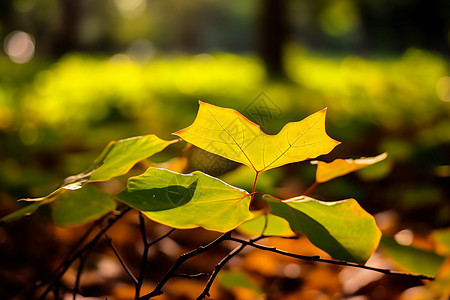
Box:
265 195 381 264
174 101 340 172
311 153 388 183
115 167 253 232
52 185 116 227
88 134 178 181
380 236 445 277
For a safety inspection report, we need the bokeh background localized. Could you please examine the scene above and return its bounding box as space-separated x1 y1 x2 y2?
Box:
0 0 449 299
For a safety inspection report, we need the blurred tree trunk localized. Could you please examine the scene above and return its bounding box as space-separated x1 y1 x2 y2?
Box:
52 0 81 57
258 0 289 79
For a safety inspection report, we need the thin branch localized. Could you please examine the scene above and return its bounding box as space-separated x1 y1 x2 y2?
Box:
227 236 435 281
17 214 110 300
135 214 176 299
135 213 149 299
37 207 131 300
196 234 284 299
196 243 246 300
73 243 95 300
104 232 138 285
138 231 232 300
173 273 210 279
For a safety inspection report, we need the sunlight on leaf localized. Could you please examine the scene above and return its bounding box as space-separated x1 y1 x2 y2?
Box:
89 134 178 181
175 101 340 172
52 184 116 227
311 152 387 183
238 213 295 237
266 195 381 264
115 167 253 232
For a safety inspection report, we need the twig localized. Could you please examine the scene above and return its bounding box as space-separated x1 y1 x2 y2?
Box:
173 273 210 279
16 214 110 300
135 214 176 299
196 234 287 299
37 207 131 300
104 232 138 285
227 236 435 281
138 231 232 300
135 212 149 299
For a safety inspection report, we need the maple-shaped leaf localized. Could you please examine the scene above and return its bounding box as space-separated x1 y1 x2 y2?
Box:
311 153 388 183
115 167 253 232
174 101 340 172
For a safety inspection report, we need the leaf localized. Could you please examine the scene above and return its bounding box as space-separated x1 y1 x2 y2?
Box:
174 101 340 172
266 195 381 264
52 185 116 227
218 270 262 295
238 213 295 237
380 236 445 277
88 134 178 182
0 201 50 222
115 167 253 232
311 153 388 183
1 134 176 223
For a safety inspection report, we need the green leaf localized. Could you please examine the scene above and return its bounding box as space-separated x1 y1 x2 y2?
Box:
380 236 445 277
174 101 340 172
115 167 253 232
1 134 176 223
266 195 381 264
218 270 262 294
52 185 116 227
238 213 295 237
0 201 50 222
89 134 178 182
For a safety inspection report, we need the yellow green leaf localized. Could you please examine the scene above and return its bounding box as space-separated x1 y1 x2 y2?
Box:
311 152 388 183
115 167 253 232
174 101 340 172
266 195 381 264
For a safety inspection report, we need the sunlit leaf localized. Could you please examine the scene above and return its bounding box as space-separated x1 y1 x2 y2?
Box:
1 135 176 223
88 134 178 181
380 236 445 277
238 213 295 237
266 195 381 264
174 101 340 172
115 167 253 232
311 153 388 183
52 185 116 227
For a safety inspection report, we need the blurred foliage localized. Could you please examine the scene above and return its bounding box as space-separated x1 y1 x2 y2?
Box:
1 46 449 299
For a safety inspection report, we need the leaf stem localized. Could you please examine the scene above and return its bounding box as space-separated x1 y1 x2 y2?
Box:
302 181 319 196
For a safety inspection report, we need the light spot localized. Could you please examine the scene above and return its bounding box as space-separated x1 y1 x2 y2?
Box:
394 229 414 246
4 31 35 64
